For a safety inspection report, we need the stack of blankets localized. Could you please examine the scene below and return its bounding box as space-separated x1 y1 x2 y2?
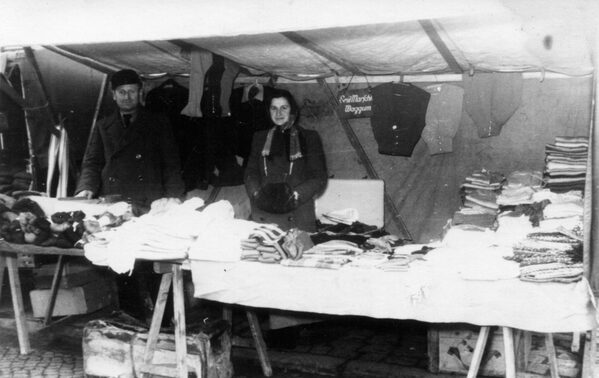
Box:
544 136 588 192
506 231 583 283
453 169 505 229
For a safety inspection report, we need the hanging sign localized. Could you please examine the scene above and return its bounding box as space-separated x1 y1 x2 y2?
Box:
337 89 372 119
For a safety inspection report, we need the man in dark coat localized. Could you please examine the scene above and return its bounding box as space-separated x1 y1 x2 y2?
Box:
75 69 184 211
75 69 185 323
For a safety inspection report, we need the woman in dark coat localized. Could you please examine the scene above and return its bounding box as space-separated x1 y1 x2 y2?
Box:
244 89 327 232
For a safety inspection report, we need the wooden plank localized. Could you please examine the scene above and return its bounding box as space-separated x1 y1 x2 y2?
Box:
282 31 359 74
43 254 64 326
0 74 27 108
42 45 117 74
544 333 560 378
427 326 440 373
172 264 188 378
0 254 5 304
503 327 516 378
143 272 172 370
85 73 108 152
246 310 272 377
6 254 30 354
466 326 490 378
418 19 463 74
0 241 84 257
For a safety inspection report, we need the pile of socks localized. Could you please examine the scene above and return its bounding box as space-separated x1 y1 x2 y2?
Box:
544 136 588 192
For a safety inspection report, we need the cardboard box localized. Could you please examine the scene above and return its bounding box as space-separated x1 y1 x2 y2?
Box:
32 261 112 289
29 277 115 317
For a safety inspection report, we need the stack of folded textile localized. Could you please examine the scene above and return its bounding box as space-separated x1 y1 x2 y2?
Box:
240 224 287 263
453 169 505 229
496 170 544 206
506 231 583 283
544 136 588 192
280 240 362 269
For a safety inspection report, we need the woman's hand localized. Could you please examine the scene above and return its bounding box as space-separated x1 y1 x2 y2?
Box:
75 190 94 199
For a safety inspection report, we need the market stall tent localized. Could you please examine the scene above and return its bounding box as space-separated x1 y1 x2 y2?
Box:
1 0 599 289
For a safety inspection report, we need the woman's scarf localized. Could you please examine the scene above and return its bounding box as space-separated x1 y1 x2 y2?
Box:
261 125 303 162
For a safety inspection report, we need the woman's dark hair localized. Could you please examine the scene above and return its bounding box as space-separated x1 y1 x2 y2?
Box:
266 88 300 127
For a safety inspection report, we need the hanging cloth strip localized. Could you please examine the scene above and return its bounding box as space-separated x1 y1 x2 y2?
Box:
46 123 69 197
462 72 523 138
181 49 213 117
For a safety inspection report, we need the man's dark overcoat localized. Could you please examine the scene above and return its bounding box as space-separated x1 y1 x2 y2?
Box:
76 108 184 208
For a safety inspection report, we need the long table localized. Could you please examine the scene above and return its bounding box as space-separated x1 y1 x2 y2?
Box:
187 250 597 378
188 257 596 334
4 240 596 377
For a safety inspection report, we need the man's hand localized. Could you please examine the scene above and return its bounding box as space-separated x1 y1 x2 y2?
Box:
75 190 94 199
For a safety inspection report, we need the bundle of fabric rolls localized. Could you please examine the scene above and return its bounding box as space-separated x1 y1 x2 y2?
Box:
506 231 583 283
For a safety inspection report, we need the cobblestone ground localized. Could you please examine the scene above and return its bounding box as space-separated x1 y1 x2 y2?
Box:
0 346 84 378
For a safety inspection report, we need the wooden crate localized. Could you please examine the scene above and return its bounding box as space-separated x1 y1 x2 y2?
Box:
438 326 505 376
29 277 115 317
83 318 233 378
434 325 582 377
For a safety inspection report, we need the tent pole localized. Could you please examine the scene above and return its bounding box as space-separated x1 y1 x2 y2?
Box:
584 31 599 293
86 74 108 149
318 78 413 240
418 19 463 74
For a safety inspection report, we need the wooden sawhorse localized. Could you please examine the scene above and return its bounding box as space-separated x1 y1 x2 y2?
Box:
144 262 272 377
467 326 562 378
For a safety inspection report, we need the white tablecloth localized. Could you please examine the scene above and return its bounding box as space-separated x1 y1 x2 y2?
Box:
189 247 596 333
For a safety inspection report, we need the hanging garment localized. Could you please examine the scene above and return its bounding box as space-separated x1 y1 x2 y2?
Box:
370 82 430 157
462 72 523 138
421 83 463 155
181 49 212 117
46 124 69 197
219 58 240 116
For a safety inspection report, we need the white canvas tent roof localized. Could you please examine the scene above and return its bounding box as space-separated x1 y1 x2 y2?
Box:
3 0 599 291
2 0 597 78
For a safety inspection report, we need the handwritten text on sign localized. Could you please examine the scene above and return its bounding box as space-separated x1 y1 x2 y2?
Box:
337 89 372 118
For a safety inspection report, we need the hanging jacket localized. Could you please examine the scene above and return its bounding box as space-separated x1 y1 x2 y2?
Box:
370 82 430 157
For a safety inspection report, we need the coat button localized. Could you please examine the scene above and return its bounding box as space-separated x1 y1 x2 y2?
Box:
137 175 144 182
135 154 142 160
108 177 116 183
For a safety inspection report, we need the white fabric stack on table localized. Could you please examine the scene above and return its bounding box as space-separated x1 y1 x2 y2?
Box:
84 198 259 273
